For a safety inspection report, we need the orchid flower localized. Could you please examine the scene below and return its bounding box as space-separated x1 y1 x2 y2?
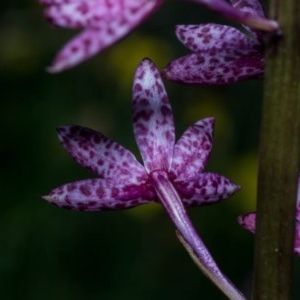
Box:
43 58 245 299
238 177 300 256
163 0 267 85
40 0 277 73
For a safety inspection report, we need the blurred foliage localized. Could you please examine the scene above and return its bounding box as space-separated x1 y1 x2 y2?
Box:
0 0 299 299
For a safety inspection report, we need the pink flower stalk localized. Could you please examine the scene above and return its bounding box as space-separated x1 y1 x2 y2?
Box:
190 0 277 31
44 58 244 299
163 0 266 85
238 177 300 256
40 0 277 73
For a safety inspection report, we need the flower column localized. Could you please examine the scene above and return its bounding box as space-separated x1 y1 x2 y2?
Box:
254 1 300 299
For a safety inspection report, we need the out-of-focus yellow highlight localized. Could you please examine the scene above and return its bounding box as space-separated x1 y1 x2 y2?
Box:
230 153 258 211
105 34 172 91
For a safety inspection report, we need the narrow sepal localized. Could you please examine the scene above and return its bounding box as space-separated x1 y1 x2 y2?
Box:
43 1 103 29
42 0 163 72
175 173 241 206
43 178 155 211
175 24 260 54
43 0 162 29
57 126 147 181
47 29 108 73
163 53 264 85
132 58 175 172
171 118 214 181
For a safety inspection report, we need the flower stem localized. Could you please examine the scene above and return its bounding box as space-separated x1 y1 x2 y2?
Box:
190 0 278 31
253 1 300 299
151 170 246 300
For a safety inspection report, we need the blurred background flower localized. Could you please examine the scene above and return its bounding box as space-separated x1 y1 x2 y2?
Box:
1 1 299 299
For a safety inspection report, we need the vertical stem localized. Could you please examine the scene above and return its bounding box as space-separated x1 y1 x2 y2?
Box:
253 1 300 299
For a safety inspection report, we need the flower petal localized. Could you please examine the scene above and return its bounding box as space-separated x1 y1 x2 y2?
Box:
43 178 156 211
237 212 256 233
57 125 147 181
163 52 264 85
47 28 106 73
174 24 261 54
43 0 162 29
171 118 214 181
43 1 105 29
163 23 264 85
175 173 240 206
44 0 162 72
190 0 278 31
132 58 175 172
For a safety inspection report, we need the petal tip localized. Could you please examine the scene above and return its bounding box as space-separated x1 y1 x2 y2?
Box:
238 212 256 233
203 117 216 126
234 184 242 193
56 126 72 141
41 194 52 202
137 57 157 72
237 214 248 226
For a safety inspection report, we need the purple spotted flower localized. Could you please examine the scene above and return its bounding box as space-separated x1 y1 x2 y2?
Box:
238 177 300 256
40 0 277 73
163 0 267 85
44 58 239 211
44 58 244 299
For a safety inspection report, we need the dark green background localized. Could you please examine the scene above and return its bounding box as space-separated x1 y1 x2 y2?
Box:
1 1 299 299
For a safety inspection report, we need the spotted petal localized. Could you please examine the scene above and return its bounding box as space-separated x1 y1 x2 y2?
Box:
132 58 175 172
163 52 264 85
42 0 162 72
174 24 261 54
57 125 147 181
43 1 106 29
43 0 162 30
175 173 240 206
163 23 264 85
47 28 113 73
43 177 156 211
171 118 214 181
